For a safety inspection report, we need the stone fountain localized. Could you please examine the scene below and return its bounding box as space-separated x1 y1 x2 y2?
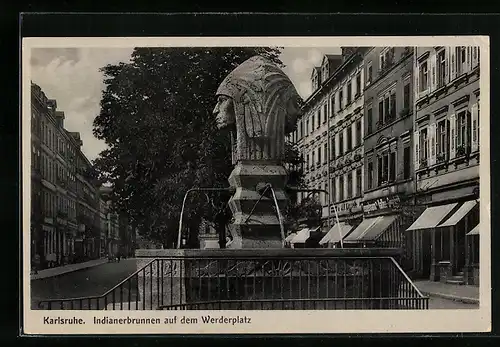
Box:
212 55 302 248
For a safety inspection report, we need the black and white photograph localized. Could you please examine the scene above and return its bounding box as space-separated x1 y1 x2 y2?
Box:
22 36 491 334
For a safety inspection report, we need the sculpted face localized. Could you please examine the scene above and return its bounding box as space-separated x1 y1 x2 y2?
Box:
213 95 235 129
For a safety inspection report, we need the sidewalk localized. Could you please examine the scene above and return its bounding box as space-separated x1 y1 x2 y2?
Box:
31 258 108 281
414 280 480 305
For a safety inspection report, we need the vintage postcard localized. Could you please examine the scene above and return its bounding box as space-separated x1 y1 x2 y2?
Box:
22 36 491 335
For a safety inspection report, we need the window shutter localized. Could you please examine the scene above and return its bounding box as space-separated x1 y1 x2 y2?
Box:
429 123 436 166
450 47 457 81
414 130 420 169
415 64 420 98
471 103 479 152
430 53 437 92
449 113 456 159
472 47 479 68
444 47 450 84
467 46 472 72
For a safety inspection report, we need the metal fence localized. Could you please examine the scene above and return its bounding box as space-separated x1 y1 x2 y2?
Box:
37 254 428 310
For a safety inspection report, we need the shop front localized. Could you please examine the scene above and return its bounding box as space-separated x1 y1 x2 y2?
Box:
406 198 479 284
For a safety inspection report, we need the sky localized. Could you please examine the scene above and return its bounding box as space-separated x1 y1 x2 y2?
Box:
30 46 341 162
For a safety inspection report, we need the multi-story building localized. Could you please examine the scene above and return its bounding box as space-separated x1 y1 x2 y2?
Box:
31 82 117 268
292 49 369 232
406 46 480 285
343 47 416 251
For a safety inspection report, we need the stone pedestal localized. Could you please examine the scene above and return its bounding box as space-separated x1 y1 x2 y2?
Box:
227 161 288 249
430 262 440 282
438 260 452 283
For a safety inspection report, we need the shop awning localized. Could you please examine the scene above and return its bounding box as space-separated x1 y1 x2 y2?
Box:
406 203 458 231
466 224 480 236
344 217 381 243
290 228 310 244
439 200 478 227
357 215 398 242
319 223 353 245
285 233 297 243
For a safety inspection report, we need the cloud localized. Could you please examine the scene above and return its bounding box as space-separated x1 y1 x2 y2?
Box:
31 47 133 161
291 58 309 74
307 49 324 66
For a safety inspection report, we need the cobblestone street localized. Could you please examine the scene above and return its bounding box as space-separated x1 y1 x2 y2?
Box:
30 258 137 309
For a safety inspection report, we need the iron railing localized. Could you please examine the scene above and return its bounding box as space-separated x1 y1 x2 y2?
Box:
37 252 428 310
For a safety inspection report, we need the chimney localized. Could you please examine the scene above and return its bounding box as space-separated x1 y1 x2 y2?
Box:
341 47 357 61
70 132 83 148
55 111 65 128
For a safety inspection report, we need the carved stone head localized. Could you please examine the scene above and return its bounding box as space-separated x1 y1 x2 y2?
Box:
213 55 302 161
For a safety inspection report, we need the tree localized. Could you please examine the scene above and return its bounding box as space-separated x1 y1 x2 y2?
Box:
93 47 284 247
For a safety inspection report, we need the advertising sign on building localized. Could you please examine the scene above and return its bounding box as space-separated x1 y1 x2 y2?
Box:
363 195 401 214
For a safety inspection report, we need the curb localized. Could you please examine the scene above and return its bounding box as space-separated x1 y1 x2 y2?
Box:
420 291 479 305
31 259 109 281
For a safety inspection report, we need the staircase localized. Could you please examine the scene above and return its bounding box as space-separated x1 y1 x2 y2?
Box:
446 271 465 285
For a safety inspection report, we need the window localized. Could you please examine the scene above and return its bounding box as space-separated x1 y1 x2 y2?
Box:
331 137 336 160
380 47 395 71
347 82 352 104
419 128 429 163
339 90 343 110
356 74 361 96
378 100 384 126
317 110 321 129
378 153 389 186
339 176 344 201
367 62 373 84
390 90 396 120
436 119 449 160
306 154 310 169
347 126 353 152
356 120 362 147
317 147 321 165
367 107 373 134
323 104 327 123
403 82 411 110
457 46 467 75
306 119 310 135
312 151 315 168
457 110 471 150
331 178 336 202
419 61 429 92
403 146 411 179
339 131 344 156
437 49 446 87
356 168 362 197
323 143 328 163
331 97 335 116
299 121 303 138
389 152 396 182
347 172 353 199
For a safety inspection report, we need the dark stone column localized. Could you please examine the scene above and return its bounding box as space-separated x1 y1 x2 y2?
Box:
226 161 288 249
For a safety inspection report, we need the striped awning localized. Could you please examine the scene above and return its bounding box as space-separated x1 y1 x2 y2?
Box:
357 215 398 242
285 233 297 243
290 228 310 244
439 200 478 227
406 203 458 231
319 223 353 245
344 217 380 243
466 224 480 236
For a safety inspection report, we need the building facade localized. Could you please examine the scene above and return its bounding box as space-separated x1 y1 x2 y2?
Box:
31 82 133 269
290 49 368 231
343 47 416 252
407 46 480 284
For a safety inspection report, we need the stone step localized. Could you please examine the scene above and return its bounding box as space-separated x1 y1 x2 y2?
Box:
446 278 465 285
